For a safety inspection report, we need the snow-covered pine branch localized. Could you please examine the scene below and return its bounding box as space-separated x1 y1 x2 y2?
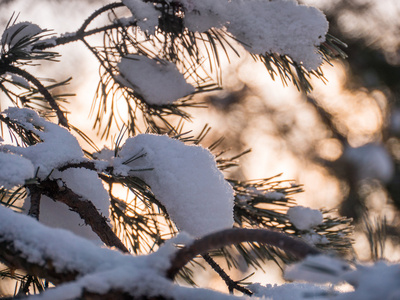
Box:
0 0 390 299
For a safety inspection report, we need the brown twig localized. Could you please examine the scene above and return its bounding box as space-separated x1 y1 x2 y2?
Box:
40 179 129 253
26 184 41 220
202 253 253 296
167 228 321 280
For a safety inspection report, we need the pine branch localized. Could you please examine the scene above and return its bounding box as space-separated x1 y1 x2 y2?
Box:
167 228 321 280
38 179 129 253
77 2 125 35
26 184 41 220
5 65 69 128
202 253 253 296
0 239 79 285
33 2 126 51
0 114 42 146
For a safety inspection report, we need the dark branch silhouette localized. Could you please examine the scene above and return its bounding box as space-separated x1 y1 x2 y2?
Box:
167 228 321 280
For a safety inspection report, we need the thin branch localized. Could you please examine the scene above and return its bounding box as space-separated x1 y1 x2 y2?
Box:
39 179 129 253
33 2 127 51
167 228 321 279
6 65 69 128
202 253 253 296
26 184 41 220
77 2 125 35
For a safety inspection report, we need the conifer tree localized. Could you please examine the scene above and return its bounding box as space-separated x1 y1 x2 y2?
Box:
0 1 398 299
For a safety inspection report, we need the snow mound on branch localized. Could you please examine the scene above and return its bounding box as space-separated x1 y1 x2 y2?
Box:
116 134 234 237
250 282 328 299
117 55 195 105
287 206 323 230
340 261 400 300
172 0 328 70
284 255 400 299
0 108 108 242
1 22 42 48
122 0 161 34
0 152 34 189
285 254 350 284
0 107 85 178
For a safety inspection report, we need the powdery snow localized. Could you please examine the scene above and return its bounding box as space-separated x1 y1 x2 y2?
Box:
122 0 161 34
287 206 323 230
169 0 328 70
1 194 400 299
117 54 195 105
0 152 34 189
120 0 327 69
0 108 107 241
338 261 400 300
284 254 350 285
115 133 234 236
0 205 243 299
250 282 328 299
284 254 400 300
0 108 85 178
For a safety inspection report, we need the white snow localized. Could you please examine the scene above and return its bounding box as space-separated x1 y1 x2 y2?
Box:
0 152 34 189
338 261 400 300
343 143 394 184
302 232 329 246
250 282 329 299
0 108 107 242
283 255 400 300
0 108 85 178
120 0 328 69
115 133 234 236
117 54 195 105
1 21 42 49
122 0 161 34
0 205 244 299
170 0 328 70
1 200 400 299
287 206 323 230
284 254 350 285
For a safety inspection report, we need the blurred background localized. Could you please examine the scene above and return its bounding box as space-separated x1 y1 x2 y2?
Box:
1 0 400 292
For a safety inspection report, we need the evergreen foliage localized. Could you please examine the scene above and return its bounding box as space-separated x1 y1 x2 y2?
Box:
0 1 390 299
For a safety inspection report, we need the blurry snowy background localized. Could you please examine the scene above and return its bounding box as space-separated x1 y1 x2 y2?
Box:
1 0 400 292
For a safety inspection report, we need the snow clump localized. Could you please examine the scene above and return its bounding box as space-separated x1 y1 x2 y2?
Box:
170 0 329 70
117 55 195 105
122 0 161 34
0 152 34 189
115 133 234 237
121 0 328 70
0 108 109 243
287 206 323 231
0 107 85 178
